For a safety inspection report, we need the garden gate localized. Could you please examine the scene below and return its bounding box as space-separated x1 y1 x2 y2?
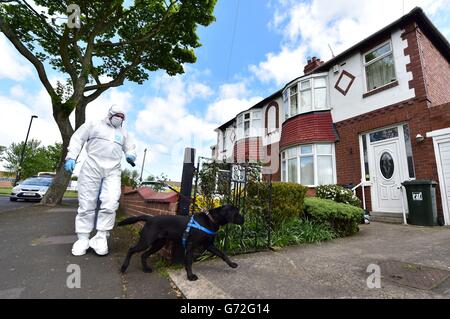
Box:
191 157 273 254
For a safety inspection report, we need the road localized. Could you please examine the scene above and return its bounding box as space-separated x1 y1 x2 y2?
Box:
0 196 77 213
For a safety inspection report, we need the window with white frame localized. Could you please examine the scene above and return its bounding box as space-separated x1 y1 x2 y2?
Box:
237 110 262 139
283 75 328 120
267 106 277 134
364 41 396 92
283 90 289 120
222 130 226 151
281 144 335 186
290 85 298 117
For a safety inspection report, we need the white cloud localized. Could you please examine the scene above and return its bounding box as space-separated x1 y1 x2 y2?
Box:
0 34 33 81
85 88 134 123
187 82 214 99
0 95 60 149
250 45 306 86
206 96 263 124
10 84 26 98
251 0 450 86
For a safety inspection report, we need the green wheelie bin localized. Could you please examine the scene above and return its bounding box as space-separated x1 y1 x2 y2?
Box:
401 180 438 226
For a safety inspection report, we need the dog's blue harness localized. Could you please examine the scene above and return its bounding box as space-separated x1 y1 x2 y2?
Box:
182 216 217 249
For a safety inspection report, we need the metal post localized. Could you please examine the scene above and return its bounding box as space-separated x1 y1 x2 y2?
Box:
172 147 196 264
139 148 147 183
15 115 38 185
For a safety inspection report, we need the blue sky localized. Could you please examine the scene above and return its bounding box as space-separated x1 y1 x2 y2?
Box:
1 0 450 180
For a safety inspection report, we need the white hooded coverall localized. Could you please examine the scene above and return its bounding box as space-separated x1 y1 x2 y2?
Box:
67 117 136 234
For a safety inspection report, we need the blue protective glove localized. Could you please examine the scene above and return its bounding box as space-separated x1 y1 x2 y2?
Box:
126 155 136 166
64 159 76 173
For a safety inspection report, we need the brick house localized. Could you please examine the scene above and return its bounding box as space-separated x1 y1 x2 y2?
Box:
213 7 450 225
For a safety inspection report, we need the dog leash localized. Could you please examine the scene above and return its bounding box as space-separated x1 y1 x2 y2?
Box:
181 216 217 249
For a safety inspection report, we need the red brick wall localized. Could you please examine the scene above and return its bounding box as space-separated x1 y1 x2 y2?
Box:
417 28 450 107
280 111 336 150
233 137 264 162
120 188 178 259
0 181 12 188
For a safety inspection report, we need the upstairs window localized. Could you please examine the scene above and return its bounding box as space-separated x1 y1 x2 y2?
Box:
283 75 328 120
364 41 396 92
299 80 312 113
290 85 298 116
222 130 226 151
267 106 277 134
237 110 262 139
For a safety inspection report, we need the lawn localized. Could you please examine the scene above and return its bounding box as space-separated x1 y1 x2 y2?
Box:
0 187 78 198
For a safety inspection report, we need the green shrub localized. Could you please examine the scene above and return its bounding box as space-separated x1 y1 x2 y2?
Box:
247 182 308 228
316 184 362 208
303 197 364 236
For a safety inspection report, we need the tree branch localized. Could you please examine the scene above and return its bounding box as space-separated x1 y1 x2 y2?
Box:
59 26 77 84
84 59 141 104
0 15 56 98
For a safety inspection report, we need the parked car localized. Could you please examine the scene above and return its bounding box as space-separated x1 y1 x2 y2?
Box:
10 176 53 202
139 181 170 192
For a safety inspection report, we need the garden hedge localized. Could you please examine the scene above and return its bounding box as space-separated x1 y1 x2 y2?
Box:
303 197 364 236
246 182 308 227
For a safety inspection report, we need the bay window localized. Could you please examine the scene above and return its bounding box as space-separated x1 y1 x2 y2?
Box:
283 74 328 120
281 144 336 186
364 41 396 92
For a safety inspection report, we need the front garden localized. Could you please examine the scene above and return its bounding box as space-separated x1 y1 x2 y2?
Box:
193 162 364 255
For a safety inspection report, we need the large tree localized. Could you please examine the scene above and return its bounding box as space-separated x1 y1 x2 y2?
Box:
0 0 217 204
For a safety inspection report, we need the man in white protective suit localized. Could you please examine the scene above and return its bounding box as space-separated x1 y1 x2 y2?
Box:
64 105 137 256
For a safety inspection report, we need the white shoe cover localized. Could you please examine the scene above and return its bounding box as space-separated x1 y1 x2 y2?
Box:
72 233 90 256
89 231 109 256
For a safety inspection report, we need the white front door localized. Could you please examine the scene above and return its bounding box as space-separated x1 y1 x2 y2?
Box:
371 140 403 212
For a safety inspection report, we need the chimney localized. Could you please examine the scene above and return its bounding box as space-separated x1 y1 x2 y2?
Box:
304 56 325 75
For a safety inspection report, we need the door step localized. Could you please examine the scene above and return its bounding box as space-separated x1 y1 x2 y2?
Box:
370 212 406 224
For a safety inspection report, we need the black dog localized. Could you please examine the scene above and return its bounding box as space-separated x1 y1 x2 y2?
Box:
118 204 244 281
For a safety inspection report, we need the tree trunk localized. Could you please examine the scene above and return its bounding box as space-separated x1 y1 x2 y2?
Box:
40 103 75 206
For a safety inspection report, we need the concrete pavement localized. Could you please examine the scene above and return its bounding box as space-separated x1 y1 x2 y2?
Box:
0 201 177 299
168 223 450 299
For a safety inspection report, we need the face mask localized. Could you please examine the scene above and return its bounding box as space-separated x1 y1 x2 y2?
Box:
110 116 123 128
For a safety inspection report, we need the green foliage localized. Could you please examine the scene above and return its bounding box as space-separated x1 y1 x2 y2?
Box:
121 169 139 188
303 197 364 237
143 172 169 192
316 184 362 208
1 139 61 179
197 161 231 209
247 182 308 228
270 218 336 247
0 0 218 86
